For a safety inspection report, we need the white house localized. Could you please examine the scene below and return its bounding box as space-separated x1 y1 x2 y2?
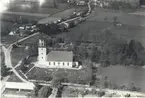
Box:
2 82 35 98
36 39 81 69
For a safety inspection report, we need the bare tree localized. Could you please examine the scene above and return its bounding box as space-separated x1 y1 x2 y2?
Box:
54 0 58 8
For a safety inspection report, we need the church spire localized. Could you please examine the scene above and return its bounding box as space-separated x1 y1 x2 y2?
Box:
39 39 45 47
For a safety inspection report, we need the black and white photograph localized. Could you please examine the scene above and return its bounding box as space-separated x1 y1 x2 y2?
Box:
0 0 145 98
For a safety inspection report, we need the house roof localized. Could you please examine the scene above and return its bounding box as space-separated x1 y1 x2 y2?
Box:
47 51 73 62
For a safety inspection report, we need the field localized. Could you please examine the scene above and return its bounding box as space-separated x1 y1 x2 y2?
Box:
61 19 145 48
110 25 145 47
1 21 15 36
2 14 43 22
89 8 145 27
8 3 69 14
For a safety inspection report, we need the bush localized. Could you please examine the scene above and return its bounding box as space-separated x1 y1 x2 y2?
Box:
1 64 12 77
97 91 105 97
38 86 52 98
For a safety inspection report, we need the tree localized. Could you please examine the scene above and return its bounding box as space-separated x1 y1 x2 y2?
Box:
53 0 58 8
46 38 53 47
104 16 108 21
56 37 64 43
104 77 109 88
51 78 61 88
38 86 52 98
20 58 28 73
33 82 40 97
1 64 12 78
29 83 40 98
113 16 118 25
127 40 136 58
97 91 105 97
51 71 68 88
91 47 101 63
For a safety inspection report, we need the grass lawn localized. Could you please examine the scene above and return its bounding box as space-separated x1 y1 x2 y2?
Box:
7 74 22 82
1 35 20 45
11 47 29 66
26 67 53 81
26 60 92 84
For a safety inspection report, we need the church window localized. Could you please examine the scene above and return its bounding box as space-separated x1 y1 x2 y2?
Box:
67 62 69 66
54 62 55 65
63 62 64 65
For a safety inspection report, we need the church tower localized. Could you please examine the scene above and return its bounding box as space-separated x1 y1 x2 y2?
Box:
38 39 47 64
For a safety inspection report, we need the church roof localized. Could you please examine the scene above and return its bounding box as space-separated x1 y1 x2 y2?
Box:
47 51 73 62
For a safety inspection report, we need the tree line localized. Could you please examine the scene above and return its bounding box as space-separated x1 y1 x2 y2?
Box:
72 31 145 66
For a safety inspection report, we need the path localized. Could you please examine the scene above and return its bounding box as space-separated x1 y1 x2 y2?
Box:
49 88 58 98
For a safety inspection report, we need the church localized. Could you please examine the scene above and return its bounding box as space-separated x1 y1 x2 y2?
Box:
35 39 82 69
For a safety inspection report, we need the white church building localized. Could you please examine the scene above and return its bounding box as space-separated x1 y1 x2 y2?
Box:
35 39 82 69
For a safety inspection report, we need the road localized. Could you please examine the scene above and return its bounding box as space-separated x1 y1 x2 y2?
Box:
0 76 10 94
49 88 58 98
